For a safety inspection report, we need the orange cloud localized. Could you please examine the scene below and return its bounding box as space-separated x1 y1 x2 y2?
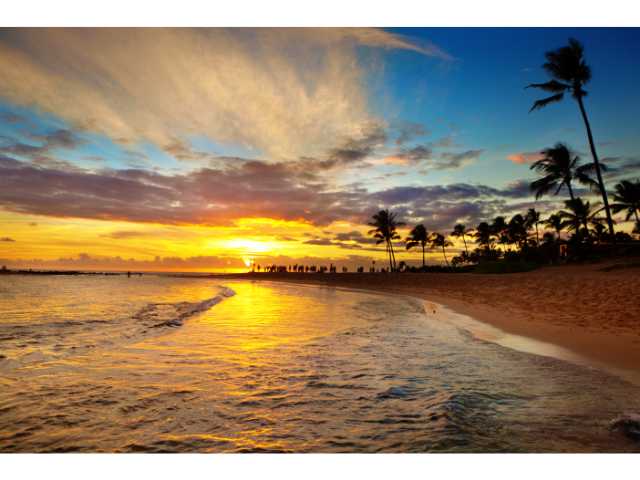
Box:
507 151 543 164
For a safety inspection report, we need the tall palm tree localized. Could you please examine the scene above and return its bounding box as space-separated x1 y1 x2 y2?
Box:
430 233 453 268
368 209 404 272
527 38 615 238
474 221 494 251
405 224 429 268
611 179 640 225
451 224 470 255
558 198 605 239
525 208 541 246
529 143 597 202
543 213 564 241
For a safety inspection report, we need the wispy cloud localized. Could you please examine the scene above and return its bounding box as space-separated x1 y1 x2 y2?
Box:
0 28 449 161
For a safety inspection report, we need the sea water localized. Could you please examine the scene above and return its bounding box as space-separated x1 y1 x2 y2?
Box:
1 275 639 452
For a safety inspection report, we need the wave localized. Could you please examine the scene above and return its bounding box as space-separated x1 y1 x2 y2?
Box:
133 286 235 329
0 285 235 370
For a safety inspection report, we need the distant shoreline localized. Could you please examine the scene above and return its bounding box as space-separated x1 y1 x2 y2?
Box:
0 268 125 276
214 262 640 380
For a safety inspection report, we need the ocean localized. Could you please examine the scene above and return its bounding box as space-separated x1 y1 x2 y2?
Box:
1 274 639 452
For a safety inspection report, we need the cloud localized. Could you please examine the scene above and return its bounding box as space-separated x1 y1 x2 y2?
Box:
328 121 388 166
304 232 379 251
0 151 541 232
393 121 429 146
162 138 220 163
507 151 544 164
0 28 448 160
381 144 480 170
334 230 367 242
0 128 84 169
383 145 433 166
303 237 334 246
605 156 640 180
437 149 483 169
100 230 158 239
0 237 15 242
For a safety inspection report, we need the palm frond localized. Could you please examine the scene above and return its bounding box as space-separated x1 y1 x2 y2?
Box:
530 175 558 199
526 80 570 93
529 93 564 112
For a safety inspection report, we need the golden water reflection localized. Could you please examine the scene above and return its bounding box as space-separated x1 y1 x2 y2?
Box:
2 276 640 452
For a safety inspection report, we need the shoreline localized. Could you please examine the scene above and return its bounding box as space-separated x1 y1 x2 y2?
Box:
216 263 640 381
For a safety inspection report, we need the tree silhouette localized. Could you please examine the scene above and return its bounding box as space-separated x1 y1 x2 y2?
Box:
451 224 470 255
474 221 494 251
406 224 429 268
525 208 541 246
611 179 640 225
558 198 606 240
529 143 598 202
507 214 528 250
543 213 564 241
527 38 615 238
491 216 509 252
430 233 453 268
368 209 404 272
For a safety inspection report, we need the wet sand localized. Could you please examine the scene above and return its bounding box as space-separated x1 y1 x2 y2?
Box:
219 261 640 376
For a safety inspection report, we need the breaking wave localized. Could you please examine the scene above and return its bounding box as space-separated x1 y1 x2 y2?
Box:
0 285 235 369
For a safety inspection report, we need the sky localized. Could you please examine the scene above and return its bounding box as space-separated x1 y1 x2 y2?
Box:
1 27 639 272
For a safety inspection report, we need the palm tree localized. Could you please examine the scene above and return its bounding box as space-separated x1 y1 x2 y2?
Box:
558 198 605 239
543 213 564 241
430 233 453 268
368 209 404 272
405 224 429 268
451 224 470 255
474 221 494 251
611 179 640 225
491 216 509 252
591 223 607 245
530 143 597 202
527 38 615 238
507 214 528 250
525 208 541 246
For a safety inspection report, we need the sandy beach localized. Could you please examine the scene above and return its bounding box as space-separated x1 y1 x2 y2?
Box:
220 261 640 375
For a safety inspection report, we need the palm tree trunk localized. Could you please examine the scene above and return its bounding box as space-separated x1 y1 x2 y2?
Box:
576 95 615 239
534 222 540 246
566 181 576 202
388 240 397 271
391 243 397 271
441 246 449 268
462 234 469 255
565 183 581 233
421 244 425 267
385 241 392 272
